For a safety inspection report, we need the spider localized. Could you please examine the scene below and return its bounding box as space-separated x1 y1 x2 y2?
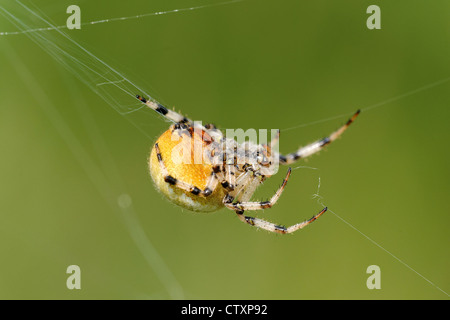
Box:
137 95 360 234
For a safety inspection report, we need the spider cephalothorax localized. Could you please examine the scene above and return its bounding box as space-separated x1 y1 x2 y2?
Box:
137 95 360 234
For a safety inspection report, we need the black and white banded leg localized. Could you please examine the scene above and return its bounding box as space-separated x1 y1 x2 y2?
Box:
235 207 328 234
154 143 218 197
224 168 291 211
137 95 192 124
223 169 327 234
222 168 316 234
280 110 360 164
221 163 236 191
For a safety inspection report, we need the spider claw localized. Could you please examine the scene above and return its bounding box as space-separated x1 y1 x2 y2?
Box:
316 207 328 218
136 95 147 103
346 110 361 125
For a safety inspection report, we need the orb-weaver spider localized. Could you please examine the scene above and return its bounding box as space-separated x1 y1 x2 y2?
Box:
137 95 359 234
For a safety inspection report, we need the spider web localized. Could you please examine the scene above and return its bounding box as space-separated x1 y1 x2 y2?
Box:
1 0 449 299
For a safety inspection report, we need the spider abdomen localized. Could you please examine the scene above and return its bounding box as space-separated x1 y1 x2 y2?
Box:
149 128 226 212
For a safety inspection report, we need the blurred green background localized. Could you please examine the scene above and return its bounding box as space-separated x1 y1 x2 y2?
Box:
0 0 449 299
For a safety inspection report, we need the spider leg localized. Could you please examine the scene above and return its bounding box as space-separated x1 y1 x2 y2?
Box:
221 163 236 191
279 110 360 164
136 95 192 124
223 168 291 211
228 170 252 202
204 123 217 129
223 168 327 234
234 207 328 234
154 143 218 196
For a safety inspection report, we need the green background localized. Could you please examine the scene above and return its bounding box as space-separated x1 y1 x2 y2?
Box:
0 0 449 299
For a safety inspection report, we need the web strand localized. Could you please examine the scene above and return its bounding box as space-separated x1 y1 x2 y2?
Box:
282 76 450 132
313 177 449 298
0 0 244 36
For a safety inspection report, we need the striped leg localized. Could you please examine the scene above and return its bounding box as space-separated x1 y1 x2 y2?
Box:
235 207 328 234
228 171 252 201
223 168 327 234
221 163 236 191
136 95 192 124
224 168 292 211
280 110 360 164
154 143 218 196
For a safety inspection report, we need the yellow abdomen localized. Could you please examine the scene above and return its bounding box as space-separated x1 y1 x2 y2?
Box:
149 128 226 212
